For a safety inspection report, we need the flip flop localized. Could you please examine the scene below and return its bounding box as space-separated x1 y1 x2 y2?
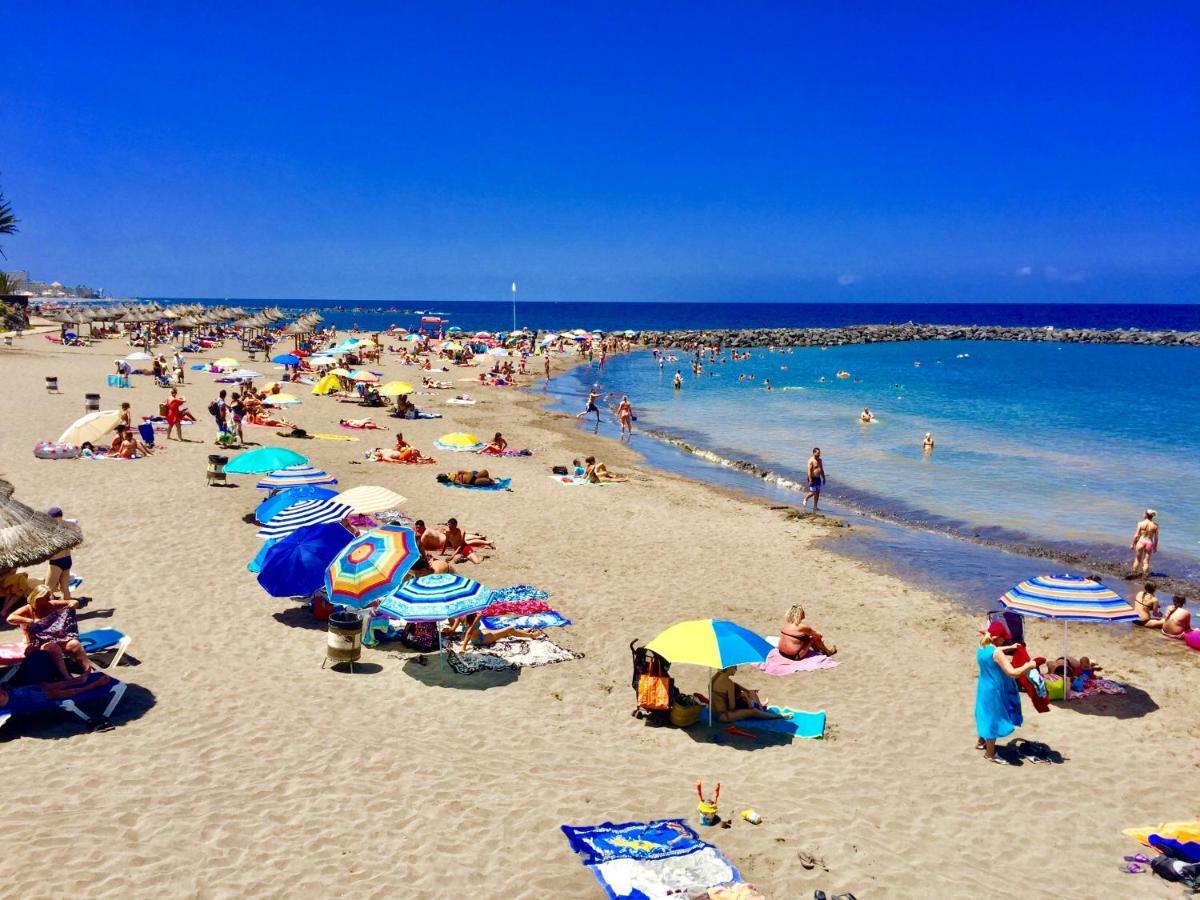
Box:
1124 854 1151 864
1119 862 1144 874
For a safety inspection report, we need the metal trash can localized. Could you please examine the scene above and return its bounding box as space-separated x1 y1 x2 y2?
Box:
84 392 100 413
206 454 228 486
325 608 363 670
46 376 59 393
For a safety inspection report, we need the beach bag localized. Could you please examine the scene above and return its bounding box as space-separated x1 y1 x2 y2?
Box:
401 621 439 653
669 694 703 728
551 465 568 475
636 655 671 712
207 400 220 416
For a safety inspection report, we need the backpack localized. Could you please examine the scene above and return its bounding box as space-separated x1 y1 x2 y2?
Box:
207 400 220 416
630 640 673 725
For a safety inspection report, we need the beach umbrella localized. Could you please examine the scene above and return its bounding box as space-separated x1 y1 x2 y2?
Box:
350 370 379 382
224 446 308 475
257 499 352 541
999 574 1137 699
0 480 84 570
486 347 508 357
225 368 262 380
256 465 338 490
262 393 301 407
434 432 484 452
378 381 414 397
378 573 492 621
272 353 301 365
441 341 462 352
58 409 121 445
328 367 351 377
474 331 491 339
447 326 462 334
325 524 420 609
124 351 152 361
213 357 239 369
256 522 355 597
646 619 773 725
255 485 338 523
335 485 407 515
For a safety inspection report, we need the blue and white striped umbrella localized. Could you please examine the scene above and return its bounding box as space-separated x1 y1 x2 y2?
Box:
378 574 492 621
256 465 339 490
257 500 352 540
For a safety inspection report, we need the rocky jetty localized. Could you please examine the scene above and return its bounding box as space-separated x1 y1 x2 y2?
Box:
640 323 1200 349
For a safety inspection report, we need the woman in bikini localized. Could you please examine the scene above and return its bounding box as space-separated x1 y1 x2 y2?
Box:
617 396 633 438
44 508 75 603
6 585 90 680
710 666 790 722
481 432 508 454
777 605 837 659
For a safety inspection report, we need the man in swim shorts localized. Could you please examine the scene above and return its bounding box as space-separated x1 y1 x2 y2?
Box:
802 448 825 512
1131 510 1159 577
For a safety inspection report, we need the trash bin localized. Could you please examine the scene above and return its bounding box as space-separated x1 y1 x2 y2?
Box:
46 376 59 393
84 393 100 413
325 608 363 669
206 454 228 486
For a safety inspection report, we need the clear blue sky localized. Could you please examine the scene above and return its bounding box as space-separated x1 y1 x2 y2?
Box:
4 3 1199 302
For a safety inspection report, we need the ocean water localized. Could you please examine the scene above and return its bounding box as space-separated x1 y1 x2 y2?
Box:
553 340 1200 584
163 298 1200 335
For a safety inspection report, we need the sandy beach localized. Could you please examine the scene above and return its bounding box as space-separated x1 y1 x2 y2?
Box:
1 333 1197 899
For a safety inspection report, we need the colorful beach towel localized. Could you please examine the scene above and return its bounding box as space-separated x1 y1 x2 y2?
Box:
481 448 532 457
740 706 827 739
756 648 840 676
446 635 583 674
1066 677 1127 699
440 477 511 491
484 585 549 605
562 819 744 900
550 475 603 486
481 611 571 631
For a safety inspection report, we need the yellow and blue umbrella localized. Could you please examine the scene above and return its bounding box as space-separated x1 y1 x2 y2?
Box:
325 524 420 609
647 619 772 670
378 573 492 621
434 432 483 452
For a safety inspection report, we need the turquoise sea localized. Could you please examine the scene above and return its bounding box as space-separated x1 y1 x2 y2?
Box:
552 340 1200 591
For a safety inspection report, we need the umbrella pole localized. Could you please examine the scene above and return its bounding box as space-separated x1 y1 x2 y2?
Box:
707 670 713 727
1063 620 1070 701
439 627 445 670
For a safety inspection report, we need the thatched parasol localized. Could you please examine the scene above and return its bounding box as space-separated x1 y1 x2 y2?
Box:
0 480 84 570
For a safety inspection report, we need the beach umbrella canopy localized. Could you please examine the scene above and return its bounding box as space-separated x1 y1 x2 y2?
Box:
328 367 351 377
225 369 262 380
350 370 379 382
256 522 355 598
447 326 462 333
646 619 773 670
255 485 338 523
256 465 337 490
486 347 508 357
441 341 462 352
124 351 152 361
0 480 84 570
434 432 484 452
335 485 407 515
378 573 492 621
325 524 420 609
224 446 308 475
257 499 352 541
378 380 414 397
213 357 239 369
58 409 121 445
262 393 301 407
272 353 301 365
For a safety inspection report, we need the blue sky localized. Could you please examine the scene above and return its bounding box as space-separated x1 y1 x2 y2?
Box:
4 3 1199 302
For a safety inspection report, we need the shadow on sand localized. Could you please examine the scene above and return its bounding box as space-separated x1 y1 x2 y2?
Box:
0 681 157 743
1053 682 1159 720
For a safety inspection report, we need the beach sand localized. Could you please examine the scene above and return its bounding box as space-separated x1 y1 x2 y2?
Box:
1 333 1197 899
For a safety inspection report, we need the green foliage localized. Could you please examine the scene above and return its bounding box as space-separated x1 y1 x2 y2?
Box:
0 180 18 260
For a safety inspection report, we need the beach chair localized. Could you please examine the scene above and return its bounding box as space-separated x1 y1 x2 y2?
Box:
0 671 127 732
0 628 132 683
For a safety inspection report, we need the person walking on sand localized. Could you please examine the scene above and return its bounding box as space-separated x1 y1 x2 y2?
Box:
1131 510 1159 576
975 620 1037 764
165 387 189 441
617 395 633 439
44 507 76 604
802 448 825 512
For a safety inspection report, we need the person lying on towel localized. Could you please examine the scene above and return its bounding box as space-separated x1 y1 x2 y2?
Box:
448 611 542 651
437 470 496 488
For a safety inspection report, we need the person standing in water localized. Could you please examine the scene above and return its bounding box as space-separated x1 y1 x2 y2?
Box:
923 432 935 452
576 385 602 425
617 395 633 439
1131 510 1159 577
673 370 682 390
802 448 825 512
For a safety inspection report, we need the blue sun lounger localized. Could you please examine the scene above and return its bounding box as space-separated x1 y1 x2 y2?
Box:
0 671 127 732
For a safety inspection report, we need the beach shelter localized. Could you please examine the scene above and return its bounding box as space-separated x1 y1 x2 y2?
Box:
325 524 420 609
312 373 343 395
378 380 414 397
224 446 308 475
999 574 1137 699
335 485 407 515
256 465 338 490
257 499 352 541
1123 822 1200 863
434 432 484 452
58 409 121 446
646 619 773 725
0 480 84 570
486 347 508 357
256 485 338 523
256 522 355 598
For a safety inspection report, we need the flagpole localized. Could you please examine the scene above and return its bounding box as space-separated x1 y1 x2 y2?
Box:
511 281 517 333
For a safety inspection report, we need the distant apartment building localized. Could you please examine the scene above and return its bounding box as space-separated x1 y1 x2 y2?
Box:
1 271 101 299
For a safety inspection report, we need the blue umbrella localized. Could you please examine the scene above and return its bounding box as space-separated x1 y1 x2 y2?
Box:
378 574 492 621
225 446 308 475
272 353 301 366
255 485 338 523
257 500 352 541
257 522 355 597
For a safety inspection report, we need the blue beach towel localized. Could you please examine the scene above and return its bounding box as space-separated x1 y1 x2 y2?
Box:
485 585 550 605
481 611 571 631
741 706 826 738
440 477 511 491
190 364 207 370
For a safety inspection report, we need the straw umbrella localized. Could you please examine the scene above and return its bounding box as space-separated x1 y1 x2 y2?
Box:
0 480 83 570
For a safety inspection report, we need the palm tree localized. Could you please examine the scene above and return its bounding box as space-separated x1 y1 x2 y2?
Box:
0 181 18 260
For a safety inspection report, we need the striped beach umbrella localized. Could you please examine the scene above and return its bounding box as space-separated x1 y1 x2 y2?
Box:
256 465 338 490
224 446 308 475
256 485 338 523
325 524 420 609
256 499 352 540
434 432 484 452
1000 574 1136 699
378 574 492 621
335 485 407 515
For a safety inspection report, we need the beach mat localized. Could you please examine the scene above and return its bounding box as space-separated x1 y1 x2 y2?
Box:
446 635 582 675
440 477 511 491
481 610 570 631
549 475 605 486
562 819 745 900
756 648 840 676
741 706 827 738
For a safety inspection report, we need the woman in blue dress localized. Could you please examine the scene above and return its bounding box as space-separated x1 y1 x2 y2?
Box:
975 620 1037 763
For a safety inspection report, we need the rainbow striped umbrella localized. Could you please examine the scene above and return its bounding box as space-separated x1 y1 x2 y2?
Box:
1000 574 1136 699
324 524 420 609
256 465 338 490
378 574 492 621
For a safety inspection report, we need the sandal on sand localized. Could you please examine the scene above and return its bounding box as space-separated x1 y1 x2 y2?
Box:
985 755 1010 765
1124 854 1150 864
1119 862 1144 874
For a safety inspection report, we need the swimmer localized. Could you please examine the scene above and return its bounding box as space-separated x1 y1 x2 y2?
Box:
673 370 682 390
923 432 935 452
860 407 874 423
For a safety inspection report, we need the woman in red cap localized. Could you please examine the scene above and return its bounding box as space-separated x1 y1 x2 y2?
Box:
975 620 1037 763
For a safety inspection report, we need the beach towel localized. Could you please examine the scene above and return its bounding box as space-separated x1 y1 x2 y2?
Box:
481 610 571 631
550 475 604 486
483 585 549 606
740 706 827 738
562 819 744 900
445 397 476 405
480 448 532 457
440 477 511 491
755 648 840 676
446 635 583 674
1065 677 1126 699
372 455 436 465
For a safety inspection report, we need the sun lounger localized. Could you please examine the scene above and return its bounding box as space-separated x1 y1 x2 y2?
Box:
0 628 131 682
0 671 127 732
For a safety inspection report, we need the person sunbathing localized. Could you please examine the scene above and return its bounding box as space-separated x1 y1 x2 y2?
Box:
370 437 432 464
710 666 790 722
437 470 496 487
405 549 453 578
1133 582 1162 626
339 417 380 429
777 604 837 658
1045 655 1102 680
442 517 492 564
246 410 294 428
584 456 627 482
452 612 542 651
7 585 91 679
0 670 113 711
